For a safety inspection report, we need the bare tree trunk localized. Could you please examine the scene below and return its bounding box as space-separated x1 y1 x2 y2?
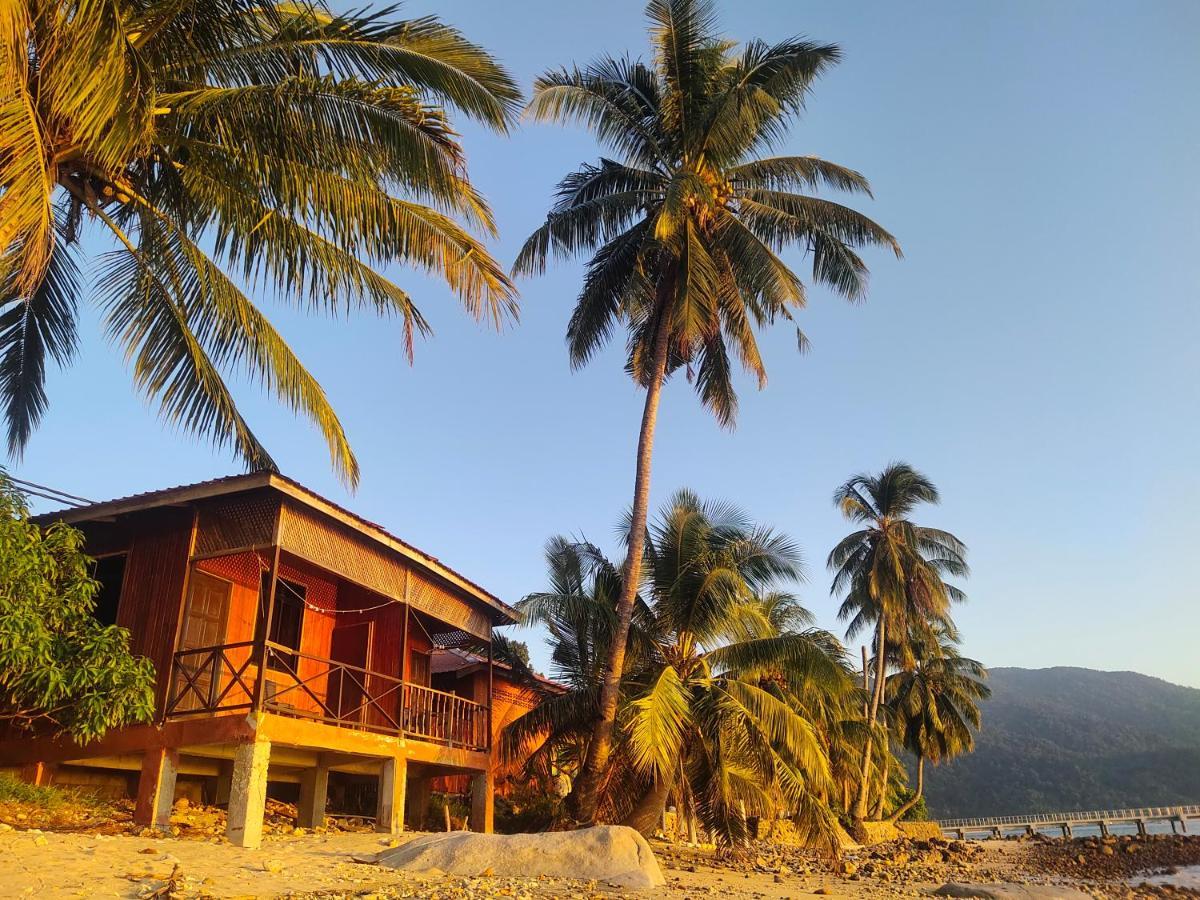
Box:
621 777 673 837
887 756 924 823
852 620 888 827
569 304 673 825
873 749 889 819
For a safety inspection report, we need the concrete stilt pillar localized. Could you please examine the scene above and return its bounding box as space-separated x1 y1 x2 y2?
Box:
1061 824 1071 839
19 762 55 787
213 761 233 807
134 747 179 830
469 770 494 834
1178 811 1188 834
1170 819 1178 834
1025 825 1035 837
226 739 271 849
956 829 965 841
298 763 330 830
1136 820 1147 837
1099 821 1109 838
376 756 407 834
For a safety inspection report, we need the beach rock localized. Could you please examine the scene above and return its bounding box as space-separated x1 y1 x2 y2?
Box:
371 825 666 889
933 883 1092 899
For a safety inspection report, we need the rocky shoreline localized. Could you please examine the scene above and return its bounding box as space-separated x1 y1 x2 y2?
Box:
0 793 1198 899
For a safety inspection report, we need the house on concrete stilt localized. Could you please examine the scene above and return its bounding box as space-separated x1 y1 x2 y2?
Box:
0 473 522 848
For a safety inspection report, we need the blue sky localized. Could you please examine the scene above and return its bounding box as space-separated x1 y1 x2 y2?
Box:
18 1 1200 687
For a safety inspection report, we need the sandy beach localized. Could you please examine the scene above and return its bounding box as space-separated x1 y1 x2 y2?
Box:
0 819 1196 899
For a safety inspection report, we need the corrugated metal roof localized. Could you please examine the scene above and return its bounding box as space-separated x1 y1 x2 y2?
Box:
33 471 519 623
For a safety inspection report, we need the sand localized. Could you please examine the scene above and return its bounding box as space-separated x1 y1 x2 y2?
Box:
2 826 1185 900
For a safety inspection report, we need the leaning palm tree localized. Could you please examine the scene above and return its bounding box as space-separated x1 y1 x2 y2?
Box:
511 491 853 848
827 462 967 830
884 629 989 822
514 0 900 823
0 0 520 485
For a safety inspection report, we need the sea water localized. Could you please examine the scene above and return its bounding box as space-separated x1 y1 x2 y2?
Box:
1136 866 1200 890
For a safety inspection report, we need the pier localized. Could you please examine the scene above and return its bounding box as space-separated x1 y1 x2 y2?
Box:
940 805 1200 840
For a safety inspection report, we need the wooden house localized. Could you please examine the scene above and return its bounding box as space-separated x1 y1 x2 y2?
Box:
0 473 523 848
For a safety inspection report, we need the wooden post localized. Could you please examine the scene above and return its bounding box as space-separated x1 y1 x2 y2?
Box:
376 756 407 834
400 605 410 736
162 508 201 722
18 762 54 787
406 773 431 830
298 762 330 829
252 546 281 711
227 739 271 849
134 747 178 830
469 769 494 834
214 760 233 807
486 630 494 752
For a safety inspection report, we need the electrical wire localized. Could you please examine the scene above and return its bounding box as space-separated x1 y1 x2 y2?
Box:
9 477 95 507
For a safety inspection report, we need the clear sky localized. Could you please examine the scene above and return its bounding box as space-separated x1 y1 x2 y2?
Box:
17 1 1200 687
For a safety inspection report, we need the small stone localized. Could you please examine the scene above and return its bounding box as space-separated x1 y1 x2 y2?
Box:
262 859 284 874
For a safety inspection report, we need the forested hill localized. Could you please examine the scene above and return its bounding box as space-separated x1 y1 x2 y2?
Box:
922 667 1200 819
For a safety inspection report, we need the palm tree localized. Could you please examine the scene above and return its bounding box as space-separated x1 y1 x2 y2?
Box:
0 0 520 485
514 0 900 823
510 490 853 848
884 629 989 822
827 462 967 830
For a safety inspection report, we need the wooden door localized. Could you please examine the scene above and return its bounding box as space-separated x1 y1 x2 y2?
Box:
173 571 232 711
329 621 372 724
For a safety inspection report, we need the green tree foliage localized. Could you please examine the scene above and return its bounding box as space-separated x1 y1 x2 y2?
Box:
884 626 989 822
509 490 856 849
515 0 899 824
0 0 521 485
827 462 968 828
0 478 154 742
922 667 1200 818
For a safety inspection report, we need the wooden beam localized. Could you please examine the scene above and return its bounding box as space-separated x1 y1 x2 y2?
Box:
134 747 178 830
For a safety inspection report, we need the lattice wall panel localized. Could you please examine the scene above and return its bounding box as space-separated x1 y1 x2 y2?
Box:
194 492 279 557
277 500 491 640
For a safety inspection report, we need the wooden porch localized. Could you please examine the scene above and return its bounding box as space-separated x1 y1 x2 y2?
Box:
166 639 491 752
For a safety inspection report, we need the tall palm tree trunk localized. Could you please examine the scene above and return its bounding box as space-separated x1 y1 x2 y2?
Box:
887 756 924 823
569 304 673 824
852 619 888 825
621 776 673 837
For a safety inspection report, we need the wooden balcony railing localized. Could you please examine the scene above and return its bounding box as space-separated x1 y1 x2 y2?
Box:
164 641 490 751
401 682 490 750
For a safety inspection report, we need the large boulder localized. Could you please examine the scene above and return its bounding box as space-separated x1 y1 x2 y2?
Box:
372 826 666 889
933 883 1092 899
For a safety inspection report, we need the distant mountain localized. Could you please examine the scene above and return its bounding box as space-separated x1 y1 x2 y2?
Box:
921 667 1200 819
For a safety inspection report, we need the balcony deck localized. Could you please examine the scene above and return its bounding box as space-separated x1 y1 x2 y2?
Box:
166 641 490 752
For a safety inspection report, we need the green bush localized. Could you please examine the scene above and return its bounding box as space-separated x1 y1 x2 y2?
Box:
0 476 155 742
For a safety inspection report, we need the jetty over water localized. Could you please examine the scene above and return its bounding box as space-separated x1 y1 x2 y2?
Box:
940 805 1200 840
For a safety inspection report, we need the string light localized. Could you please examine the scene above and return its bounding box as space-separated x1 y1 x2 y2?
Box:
250 550 400 616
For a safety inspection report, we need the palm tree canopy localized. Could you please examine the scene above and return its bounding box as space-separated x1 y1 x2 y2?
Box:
514 0 899 426
0 0 521 485
828 463 968 646
511 490 854 848
886 629 990 764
